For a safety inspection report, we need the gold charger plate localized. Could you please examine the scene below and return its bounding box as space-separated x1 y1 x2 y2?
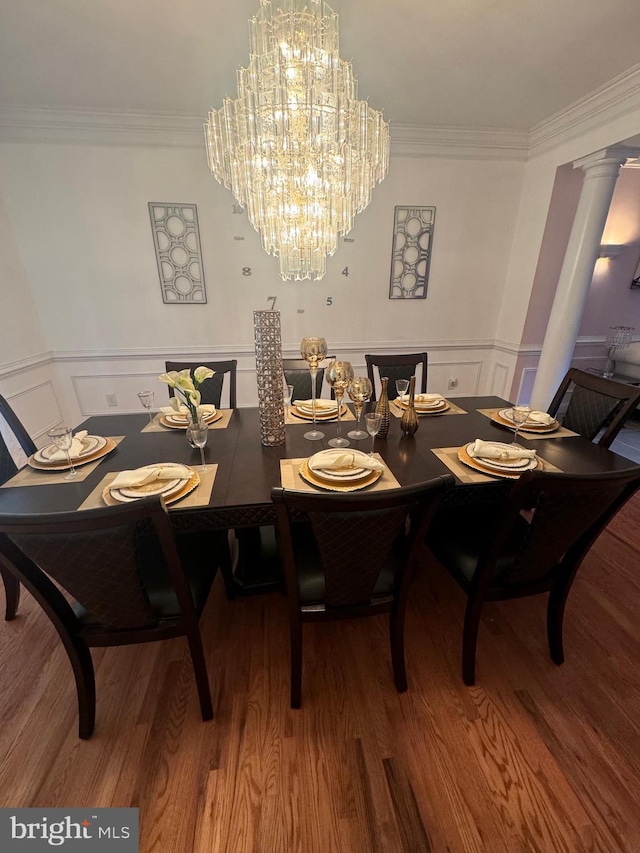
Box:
457 443 540 480
491 409 558 433
27 437 118 471
298 460 383 492
102 468 200 507
290 404 347 422
159 411 224 430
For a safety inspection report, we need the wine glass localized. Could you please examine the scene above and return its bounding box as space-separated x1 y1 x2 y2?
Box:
137 390 155 423
47 427 78 480
187 421 209 470
511 405 532 446
283 383 294 420
347 376 373 440
395 378 410 402
326 360 354 447
300 336 328 441
365 412 383 457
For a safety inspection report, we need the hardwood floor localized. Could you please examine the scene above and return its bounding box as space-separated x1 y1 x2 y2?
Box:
1 497 640 852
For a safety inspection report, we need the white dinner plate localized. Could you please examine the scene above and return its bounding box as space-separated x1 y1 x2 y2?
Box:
34 434 106 464
466 442 536 471
297 404 339 415
313 466 370 482
498 408 557 429
110 477 188 503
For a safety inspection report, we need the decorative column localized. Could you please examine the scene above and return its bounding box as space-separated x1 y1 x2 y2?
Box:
254 310 285 446
530 146 639 410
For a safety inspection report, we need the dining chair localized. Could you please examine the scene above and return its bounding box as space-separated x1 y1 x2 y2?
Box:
0 394 37 622
272 475 454 708
282 357 334 401
0 496 227 738
165 360 237 409
425 467 640 686
547 368 640 448
365 353 428 402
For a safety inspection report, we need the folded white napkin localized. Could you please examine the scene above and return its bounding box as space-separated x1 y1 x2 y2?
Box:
526 410 555 426
49 430 89 462
308 449 384 472
110 463 192 490
160 404 216 418
399 393 443 404
468 439 536 461
294 399 338 411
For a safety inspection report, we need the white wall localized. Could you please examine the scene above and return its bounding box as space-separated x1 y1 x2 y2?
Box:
0 137 526 426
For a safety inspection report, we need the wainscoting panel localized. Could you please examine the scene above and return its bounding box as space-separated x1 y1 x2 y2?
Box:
6 380 63 441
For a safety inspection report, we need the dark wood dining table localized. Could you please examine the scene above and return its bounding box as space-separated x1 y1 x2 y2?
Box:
1 395 636 518
0 396 636 591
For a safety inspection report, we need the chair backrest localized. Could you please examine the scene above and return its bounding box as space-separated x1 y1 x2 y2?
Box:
272 476 453 612
0 394 36 486
365 353 428 402
164 360 237 409
474 467 640 593
282 357 334 401
547 368 640 448
0 497 195 635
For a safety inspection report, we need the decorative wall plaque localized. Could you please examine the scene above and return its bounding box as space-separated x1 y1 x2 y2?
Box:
389 206 436 299
149 203 207 303
254 310 285 446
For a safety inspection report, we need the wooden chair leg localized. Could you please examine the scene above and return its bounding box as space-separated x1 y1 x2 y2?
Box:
64 639 96 739
290 620 302 709
389 608 408 692
462 596 484 686
547 587 567 666
1 568 19 621
185 629 214 721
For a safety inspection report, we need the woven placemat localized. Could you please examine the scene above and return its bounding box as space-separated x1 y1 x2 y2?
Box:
431 446 562 483
77 464 217 511
389 398 467 419
280 454 400 493
1 437 125 488
285 405 356 425
141 410 234 433
476 409 577 440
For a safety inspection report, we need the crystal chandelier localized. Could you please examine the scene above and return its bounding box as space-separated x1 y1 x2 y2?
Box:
204 0 390 281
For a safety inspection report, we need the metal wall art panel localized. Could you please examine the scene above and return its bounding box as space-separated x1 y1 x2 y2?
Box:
389 206 436 299
149 203 207 303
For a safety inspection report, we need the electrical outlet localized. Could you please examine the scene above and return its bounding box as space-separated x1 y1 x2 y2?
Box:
106 394 118 407
447 378 458 390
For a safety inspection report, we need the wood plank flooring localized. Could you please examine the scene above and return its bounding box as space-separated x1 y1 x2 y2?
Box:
1 496 640 851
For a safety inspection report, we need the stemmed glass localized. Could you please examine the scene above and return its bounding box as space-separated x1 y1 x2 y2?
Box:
187 421 209 471
47 427 78 480
326 360 354 448
137 390 155 423
511 405 532 446
395 378 410 402
347 377 373 440
283 383 294 420
300 336 328 441
365 412 383 457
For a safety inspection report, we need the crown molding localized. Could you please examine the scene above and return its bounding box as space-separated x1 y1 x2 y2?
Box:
390 124 528 161
0 105 529 160
528 64 640 157
0 107 205 148
2 63 640 162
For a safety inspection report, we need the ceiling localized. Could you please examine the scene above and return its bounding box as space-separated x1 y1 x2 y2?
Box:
1 0 640 130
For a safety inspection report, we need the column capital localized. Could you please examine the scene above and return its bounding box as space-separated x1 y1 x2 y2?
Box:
573 146 640 174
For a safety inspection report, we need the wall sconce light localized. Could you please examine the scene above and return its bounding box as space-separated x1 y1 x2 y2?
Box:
597 244 624 260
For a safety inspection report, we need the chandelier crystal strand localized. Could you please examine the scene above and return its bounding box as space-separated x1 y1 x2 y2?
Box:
204 0 389 281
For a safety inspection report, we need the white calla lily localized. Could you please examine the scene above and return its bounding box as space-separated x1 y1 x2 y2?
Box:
194 366 215 383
